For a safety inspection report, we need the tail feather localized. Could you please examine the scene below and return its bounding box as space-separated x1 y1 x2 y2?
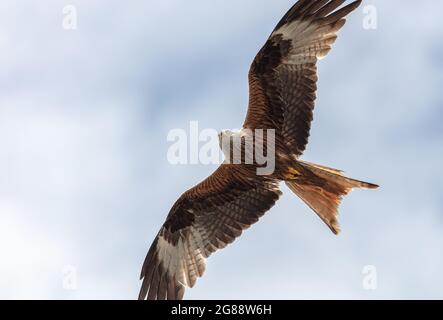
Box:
286 161 378 234
299 160 379 190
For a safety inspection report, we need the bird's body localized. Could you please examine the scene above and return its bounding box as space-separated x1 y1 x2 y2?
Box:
139 0 378 300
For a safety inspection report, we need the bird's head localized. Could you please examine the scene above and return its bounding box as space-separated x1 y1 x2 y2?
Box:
218 130 235 151
220 129 245 160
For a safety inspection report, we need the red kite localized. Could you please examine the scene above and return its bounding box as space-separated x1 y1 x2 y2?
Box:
139 0 378 300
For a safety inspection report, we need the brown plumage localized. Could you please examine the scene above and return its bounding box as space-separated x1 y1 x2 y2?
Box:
139 0 378 300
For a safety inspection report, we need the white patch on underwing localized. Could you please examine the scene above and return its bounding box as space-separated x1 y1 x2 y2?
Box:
272 19 339 64
157 235 176 269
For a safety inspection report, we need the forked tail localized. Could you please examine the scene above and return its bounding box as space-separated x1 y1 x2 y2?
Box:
285 160 378 234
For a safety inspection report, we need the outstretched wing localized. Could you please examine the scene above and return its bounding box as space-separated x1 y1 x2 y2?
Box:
244 0 362 156
139 164 281 300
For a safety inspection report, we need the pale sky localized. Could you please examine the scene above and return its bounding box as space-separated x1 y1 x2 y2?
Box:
0 0 442 299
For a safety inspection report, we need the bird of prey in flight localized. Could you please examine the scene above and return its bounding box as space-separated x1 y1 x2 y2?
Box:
139 0 378 300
